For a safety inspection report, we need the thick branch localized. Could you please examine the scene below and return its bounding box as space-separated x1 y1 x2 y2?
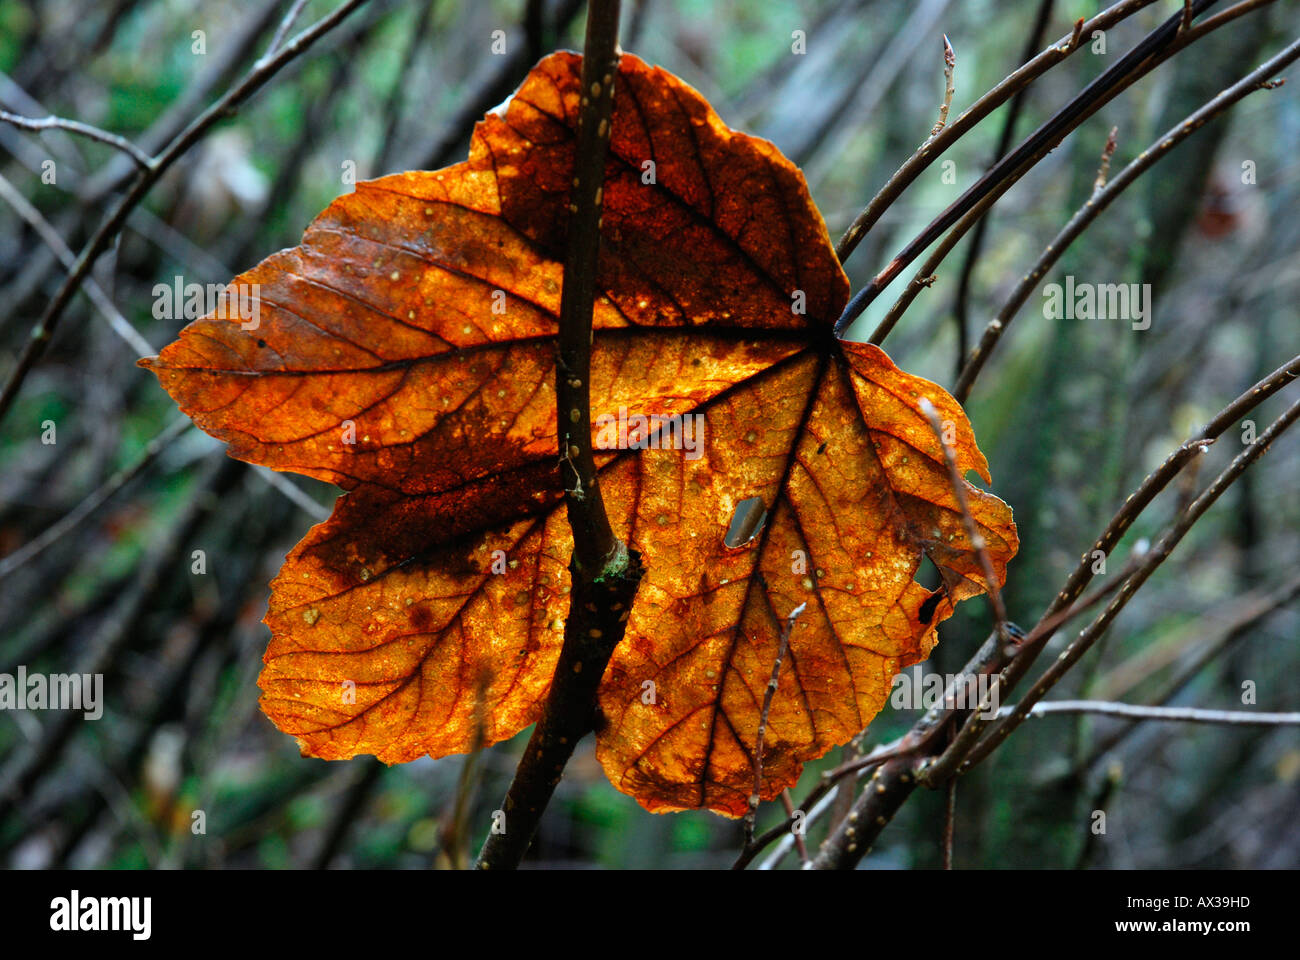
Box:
474 0 639 871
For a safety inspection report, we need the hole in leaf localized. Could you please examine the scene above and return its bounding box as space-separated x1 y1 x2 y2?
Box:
918 590 945 625
724 496 767 548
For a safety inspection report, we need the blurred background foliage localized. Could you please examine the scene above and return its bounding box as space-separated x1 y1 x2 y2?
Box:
0 0 1297 869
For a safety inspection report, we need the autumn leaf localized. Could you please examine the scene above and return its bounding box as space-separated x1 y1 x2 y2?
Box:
140 51 1017 816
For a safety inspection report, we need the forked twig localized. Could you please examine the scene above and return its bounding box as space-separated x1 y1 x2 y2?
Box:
835 0 1164 265
960 396 1300 770
812 363 1299 868
0 109 156 169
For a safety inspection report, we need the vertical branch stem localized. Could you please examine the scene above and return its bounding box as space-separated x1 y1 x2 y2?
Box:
475 0 641 871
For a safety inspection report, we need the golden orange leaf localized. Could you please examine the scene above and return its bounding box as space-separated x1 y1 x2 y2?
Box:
141 51 1017 814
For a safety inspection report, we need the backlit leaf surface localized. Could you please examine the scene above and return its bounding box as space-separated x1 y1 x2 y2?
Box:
142 52 1017 815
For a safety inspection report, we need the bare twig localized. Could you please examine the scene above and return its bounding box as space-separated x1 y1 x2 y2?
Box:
1078 572 1300 773
0 109 155 168
79 0 289 202
962 395 1300 770
918 397 1007 627
834 0 1163 266
951 0 1056 375
863 1 1274 347
811 359 1298 868
308 760 384 869
0 172 154 358
930 35 956 138
411 0 585 171
835 0 1224 336
955 32 1298 400
780 790 810 864
744 600 806 846
733 733 926 869
0 0 373 429
1007 701 1300 726
249 466 330 521
0 459 238 830
439 672 491 869
264 0 313 59
1094 125 1119 191
1067 16 1085 52
869 185 1003 345
0 417 191 581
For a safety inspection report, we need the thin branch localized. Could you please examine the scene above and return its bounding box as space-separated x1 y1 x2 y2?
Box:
926 363 1298 784
411 0 586 171
0 172 154 358
951 0 1056 375
918 397 1007 627
869 185 1003 345
1067 16 1085 52
929 35 956 138
475 0 636 871
372 0 438 174
439 672 491 870
961 395 1300 770
263 0 313 60
811 359 1298 868
1006 701 1300 726
780 790 809 864
0 109 156 168
810 632 1015 869
249 465 330 521
308 759 384 869
0 459 238 830
1093 125 1119 191
1078 573 1300 776
834 0 1224 336
0 0 373 430
757 783 837 870
863 0 1273 347
955 32 1298 400
78 0 289 203
743 629 1013 869
744 600 806 846
834 0 1164 265
733 734 923 869
0 417 191 581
